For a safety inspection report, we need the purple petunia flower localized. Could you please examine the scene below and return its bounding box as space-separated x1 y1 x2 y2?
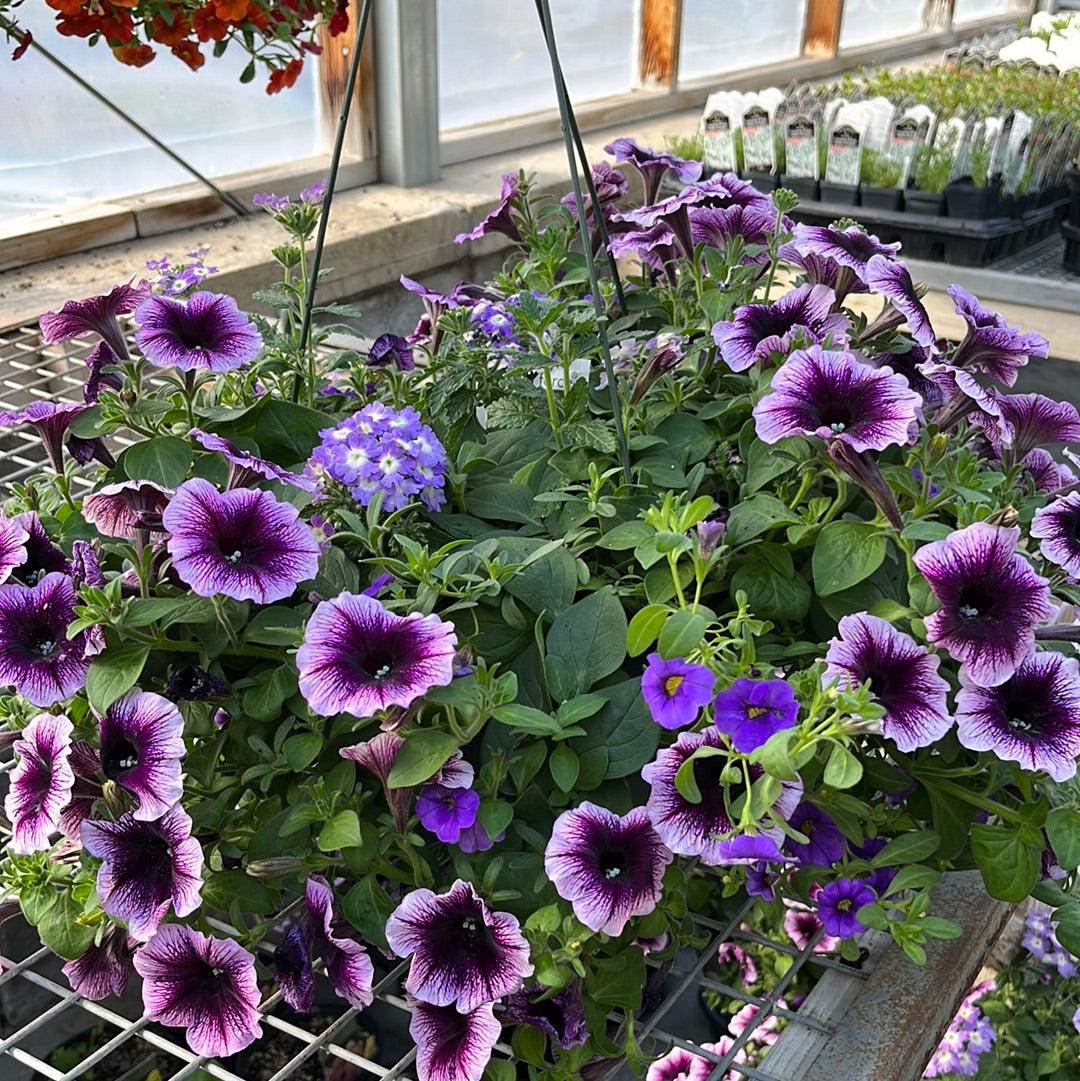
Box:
503 982 588 1049
97 689 185 821
816 877 876 939
641 653 715 730
948 284 1048 386
416 783 480 843
82 805 203 941
862 255 936 349
134 924 262 1057
62 924 138 1001
1023 449 1077 494
561 161 629 222
368 332 416 371
0 401 88 473
298 592 456 718
4 711 74 854
386 879 533 1013
955 652 1080 781
340 731 411 831
604 137 703 204
0 573 91 706
783 802 846 868
996 393 1080 466
913 523 1052 687
753 346 922 452
641 728 802 865
273 925 314 1013
790 223 902 283
84 341 124 404
82 479 172 541
8 512 68 587
39 280 149 362
713 677 799 753
645 1040 746 1081
70 540 105 590
134 292 262 373
188 428 317 492
455 173 523 244
409 998 502 1081
163 479 320 604
0 515 29 586
689 204 776 264
1032 493 1080 578
824 612 952 751
544 802 673 937
783 899 838 954
712 284 850 373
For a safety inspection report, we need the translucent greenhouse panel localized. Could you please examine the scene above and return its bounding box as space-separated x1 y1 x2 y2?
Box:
839 0 924 49
436 0 636 131
1 5 321 221
953 0 1012 23
678 0 807 84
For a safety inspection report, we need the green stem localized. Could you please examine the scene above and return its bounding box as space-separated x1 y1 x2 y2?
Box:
787 469 816 512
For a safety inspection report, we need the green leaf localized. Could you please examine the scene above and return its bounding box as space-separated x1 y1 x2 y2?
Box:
252 399 328 465
882 864 942 895
812 521 887 596
342 875 394 950
730 561 811 621
546 588 627 698
477 799 514 839
1046 806 1080 870
283 732 322 772
549 743 580 792
241 666 297 723
499 537 578 617
586 950 644 1011
124 595 216 629
971 823 1043 902
656 610 707 658
556 694 608 727
244 606 307 645
493 703 564 738
596 521 654 551
1049 900 1080 958
37 893 96 960
318 810 362 852
86 642 150 713
872 831 941 867
465 483 538 525
822 743 863 789
725 494 799 547
572 678 659 779
627 604 669 657
119 436 192 488
387 730 461 787
484 1062 517 1081
201 870 274 915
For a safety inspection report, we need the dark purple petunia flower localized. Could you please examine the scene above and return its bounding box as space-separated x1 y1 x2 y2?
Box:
11 512 69 586
163 479 320 604
455 173 523 244
386 879 533 1013
689 204 776 264
544 802 673 937
824 612 952 751
59 740 104 840
368 332 416 371
39 280 149 362
783 802 847 868
996 393 1080 466
948 284 1048 386
0 401 87 473
913 523 1053 687
298 592 456 718
0 573 91 706
340 731 412 832
273 924 314 1013
134 292 262 373
416 783 480 843
62 924 138 1001
816 878 877 939
164 664 228 702
869 346 944 412
754 346 921 453
70 540 105 589
84 340 124 404
409 998 501 1081
82 805 203 941
713 677 799 753
98 689 185 820
955 652 1080 781
641 653 715 729
188 428 316 492
607 220 680 278
791 223 902 279
1023 449 1077 494
862 255 936 349
302 875 375 1008
82 480 172 541
641 728 802 865
0 515 29 585
605 137 703 204
134 924 262 1057
503 982 588 1049
561 161 629 220
4 711 74 854
1032 493 1080 578
712 284 850 373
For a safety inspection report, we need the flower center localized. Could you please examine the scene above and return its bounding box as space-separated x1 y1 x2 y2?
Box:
745 705 770 719
663 674 685 697
34 634 57 657
226 550 243 565
372 663 392 681
957 586 992 620
598 852 624 880
836 898 853 913
462 916 479 934
103 737 140 778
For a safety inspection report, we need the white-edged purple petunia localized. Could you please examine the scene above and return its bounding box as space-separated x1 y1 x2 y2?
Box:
3 712 75 854
82 479 172 541
0 514 29 586
339 731 411 831
948 284 1048 386
39 281 149 362
62 924 138 1001
913 523 1053 687
502 982 587 1049
604 137 703 204
753 345 922 452
0 573 91 706
305 874 375 1008
544 802 673 937
824 612 952 751
134 924 262 1057
298 592 457 717
82 805 203 941
97 689 185 821
641 653 715 729
955 651 1080 781
188 428 317 492
1032 493 1080 578
163 478 320 604
409 998 502 1081
863 255 936 349
134 291 262 373
385 879 533 1013
996 392 1080 466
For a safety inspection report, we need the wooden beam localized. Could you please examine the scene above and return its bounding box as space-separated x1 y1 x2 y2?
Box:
803 0 844 58
318 11 377 162
638 0 682 88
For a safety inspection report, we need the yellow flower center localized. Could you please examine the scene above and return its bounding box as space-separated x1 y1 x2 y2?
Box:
746 705 770 718
664 674 685 697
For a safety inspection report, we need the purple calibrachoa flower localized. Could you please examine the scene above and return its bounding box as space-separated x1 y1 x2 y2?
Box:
913 523 1053 687
82 479 172 541
824 613 952 752
0 573 91 706
409 999 502 1081
753 346 922 452
0 401 87 473
1032 493 1080 578
862 255 937 349
9 512 68 586
134 291 262 373
416 783 480 843
955 652 1080 781
815 878 877 939
386 879 533 1013
713 677 799 753
134 924 262 1057
996 393 1080 465
454 173 523 244
641 728 802 865
544 803 673 937
82 805 204 941
0 515 28 585
298 592 457 718
39 280 149 362
503 982 588 1049
783 803 846 868
641 653 715 730
62 925 138 1001
188 428 317 492
97 689 185 821
604 137 703 203
711 284 850 373
948 284 1048 386
4 712 74 854
163 479 321 604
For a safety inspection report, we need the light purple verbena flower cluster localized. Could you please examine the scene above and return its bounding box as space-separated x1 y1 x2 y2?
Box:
308 402 448 513
145 246 219 298
922 980 997 1077
1021 904 1078 977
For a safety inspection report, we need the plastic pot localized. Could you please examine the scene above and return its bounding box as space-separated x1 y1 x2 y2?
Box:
903 189 946 216
818 181 860 206
860 186 904 212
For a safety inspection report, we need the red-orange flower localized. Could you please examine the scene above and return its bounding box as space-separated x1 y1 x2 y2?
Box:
244 2 270 30
171 39 205 69
151 13 192 45
212 0 249 22
192 5 229 40
266 57 302 94
112 41 156 66
45 0 86 17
